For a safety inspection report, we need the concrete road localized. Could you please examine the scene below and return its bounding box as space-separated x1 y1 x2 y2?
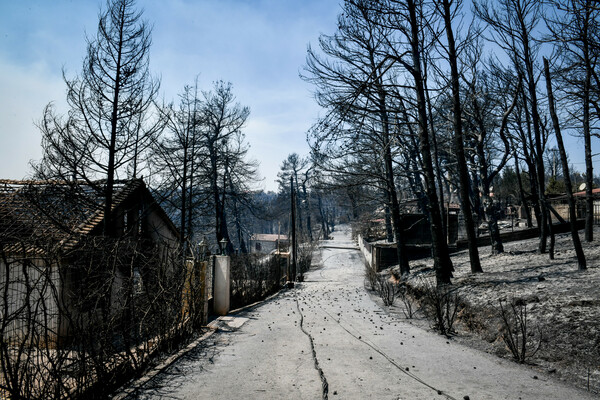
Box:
128 225 595 400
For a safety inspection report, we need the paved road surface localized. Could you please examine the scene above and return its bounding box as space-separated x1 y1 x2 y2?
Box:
128 225 595 399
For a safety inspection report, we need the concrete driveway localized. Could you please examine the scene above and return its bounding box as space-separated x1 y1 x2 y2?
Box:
127 225 595 400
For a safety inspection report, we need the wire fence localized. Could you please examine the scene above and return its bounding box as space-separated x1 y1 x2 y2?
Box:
0 236 209 400
229 253 287 310
1 232 313 399
229 241 314 309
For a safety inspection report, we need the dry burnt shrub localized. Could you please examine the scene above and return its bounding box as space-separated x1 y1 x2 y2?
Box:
230 254 253 308
396 282 415 319
377 274 398 307
0 240 68 400
184 251 209 332
364 266 396 305
497 297 542 364
419 277 461 336
365 267 416 313
60 236 190 398
297 239 315 277
365 264 379 291
230 253 282 309
388 270 416 319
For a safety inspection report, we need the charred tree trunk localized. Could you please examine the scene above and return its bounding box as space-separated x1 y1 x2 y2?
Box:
441 0 482 272
547 211 555 260
104 10 125 238
544 57 586 269
384 147 409 275
512 144 533 228
385 203 394 243
318 194 329 240
521 31 549 253
583 43 594 242
210 146 222 245
187 141 196 249
408 0 453 284
302 182 313 241
424 53 448 241
516 76 543 231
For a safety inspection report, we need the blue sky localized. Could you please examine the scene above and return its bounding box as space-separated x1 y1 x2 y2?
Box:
0 0 340 192
0 0 596 193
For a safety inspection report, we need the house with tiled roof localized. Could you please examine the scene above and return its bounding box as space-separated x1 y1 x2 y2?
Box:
249 233 289 254
0 178 180 345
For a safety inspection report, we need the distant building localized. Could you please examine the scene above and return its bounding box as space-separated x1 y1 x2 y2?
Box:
249 233 289 254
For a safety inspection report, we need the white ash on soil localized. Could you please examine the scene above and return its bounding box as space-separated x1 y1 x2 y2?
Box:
381 227 600 395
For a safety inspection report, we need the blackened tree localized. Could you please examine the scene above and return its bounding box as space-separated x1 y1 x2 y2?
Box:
544 56 587 269
546 0 600 241
198 81 251 254
474 0 551 254
154 80 205 251
35 0 162 236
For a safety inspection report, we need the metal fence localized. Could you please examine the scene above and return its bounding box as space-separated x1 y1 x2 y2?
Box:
572 200 600 224
0 237 208 400
229 253 287 310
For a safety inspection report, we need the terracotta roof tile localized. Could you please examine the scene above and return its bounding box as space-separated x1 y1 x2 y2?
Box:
0 179 149 253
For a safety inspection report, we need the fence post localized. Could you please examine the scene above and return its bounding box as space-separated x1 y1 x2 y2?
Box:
199 260 209 325
213 255 230 316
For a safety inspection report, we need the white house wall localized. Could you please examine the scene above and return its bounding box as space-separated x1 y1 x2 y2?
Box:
146 209 178 244
0 257 61 346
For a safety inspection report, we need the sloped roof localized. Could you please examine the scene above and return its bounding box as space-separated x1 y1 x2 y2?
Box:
250 233 289 242
550 188 600 201
573 188 600 197
0 179 176 253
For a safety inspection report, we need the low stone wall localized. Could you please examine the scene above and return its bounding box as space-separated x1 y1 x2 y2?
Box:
358 234 374 269
358 234 431 272
360 220 585 271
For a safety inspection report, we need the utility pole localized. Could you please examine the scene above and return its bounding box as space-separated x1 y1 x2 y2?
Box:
291 175 297 283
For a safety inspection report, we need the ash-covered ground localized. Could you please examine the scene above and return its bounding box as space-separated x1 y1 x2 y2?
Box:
379 227 600 395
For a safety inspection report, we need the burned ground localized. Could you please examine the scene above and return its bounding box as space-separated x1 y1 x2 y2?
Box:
379 228 600 395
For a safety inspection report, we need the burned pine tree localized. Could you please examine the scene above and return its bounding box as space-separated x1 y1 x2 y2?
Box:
546 0 600 242
436 0 483 270
544 57 587 270
378 0 454 283
154 80 205 252
35 0 162 237
303 0 411 275
456 50 520 255
198 81 252 254
474 0 552 254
